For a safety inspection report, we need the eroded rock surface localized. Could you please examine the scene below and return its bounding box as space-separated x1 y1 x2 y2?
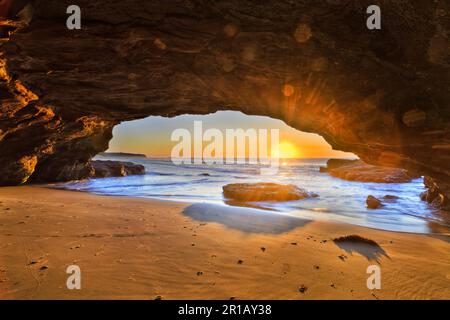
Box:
0 1 449 206
223 183 316 202
323 159 419 183
319 159 358 172
91 160 145 178
421 176 450 210
366 195 383 209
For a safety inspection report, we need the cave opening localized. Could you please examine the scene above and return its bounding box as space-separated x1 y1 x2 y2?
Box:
105 111 357 161
61 111 448 235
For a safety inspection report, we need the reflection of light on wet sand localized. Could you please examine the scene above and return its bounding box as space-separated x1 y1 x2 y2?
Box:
183 203 310 234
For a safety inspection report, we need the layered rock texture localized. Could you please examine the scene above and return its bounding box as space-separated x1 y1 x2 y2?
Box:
321 159 419 183
366 195 383 209
91 160 145 178
421 176 450 210
0 1 449 203
223 183 317 202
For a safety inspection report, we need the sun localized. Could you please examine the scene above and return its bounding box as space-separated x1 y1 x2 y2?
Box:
277 141 300 159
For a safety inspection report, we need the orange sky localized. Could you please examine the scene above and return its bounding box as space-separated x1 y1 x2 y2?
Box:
108 111 356 159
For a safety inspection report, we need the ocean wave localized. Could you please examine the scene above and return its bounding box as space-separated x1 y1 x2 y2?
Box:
57 158 449 234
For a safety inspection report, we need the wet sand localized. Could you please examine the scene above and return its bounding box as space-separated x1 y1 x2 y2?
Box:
0 186 449 299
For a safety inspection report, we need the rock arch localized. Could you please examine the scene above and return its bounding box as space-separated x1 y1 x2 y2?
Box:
0 1 449 201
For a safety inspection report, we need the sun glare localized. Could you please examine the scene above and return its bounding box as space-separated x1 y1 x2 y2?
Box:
277 141 300 159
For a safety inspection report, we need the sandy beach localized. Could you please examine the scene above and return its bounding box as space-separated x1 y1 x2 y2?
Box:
0 186 449 300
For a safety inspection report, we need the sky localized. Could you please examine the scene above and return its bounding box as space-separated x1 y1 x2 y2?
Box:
108 111 356 159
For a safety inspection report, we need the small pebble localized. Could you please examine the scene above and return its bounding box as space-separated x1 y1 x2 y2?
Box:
298 285 308 294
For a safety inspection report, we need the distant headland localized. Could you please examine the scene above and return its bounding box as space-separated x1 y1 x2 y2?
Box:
97 152 147 158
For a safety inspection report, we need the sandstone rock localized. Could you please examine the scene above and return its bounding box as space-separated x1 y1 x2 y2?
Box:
91 160 145 178
327 159 359 170
223 183 317 202
325 160 418 183
366 195 382 209
421 176 450 210
383 195 399 201
319 159 359 172
0 0 29 19
319 167 328 173
402 109 427 127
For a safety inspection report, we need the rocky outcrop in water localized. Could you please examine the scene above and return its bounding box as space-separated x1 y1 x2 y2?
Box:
421 176 450 210
366 195 383 209
323 159 419 183
320 159 359 172
223 183 317 202
0 1 449 208
91 160 145 178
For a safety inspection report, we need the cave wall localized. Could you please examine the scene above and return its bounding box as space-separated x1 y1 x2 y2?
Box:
0 0 449 190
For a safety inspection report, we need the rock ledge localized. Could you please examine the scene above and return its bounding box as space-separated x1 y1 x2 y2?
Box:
223 183 317 202
91 160 145 178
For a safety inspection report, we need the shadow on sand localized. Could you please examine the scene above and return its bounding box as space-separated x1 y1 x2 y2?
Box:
333 235 390 262
183 203 310 234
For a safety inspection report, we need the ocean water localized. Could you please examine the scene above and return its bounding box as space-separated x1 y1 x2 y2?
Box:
58 156 450 235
